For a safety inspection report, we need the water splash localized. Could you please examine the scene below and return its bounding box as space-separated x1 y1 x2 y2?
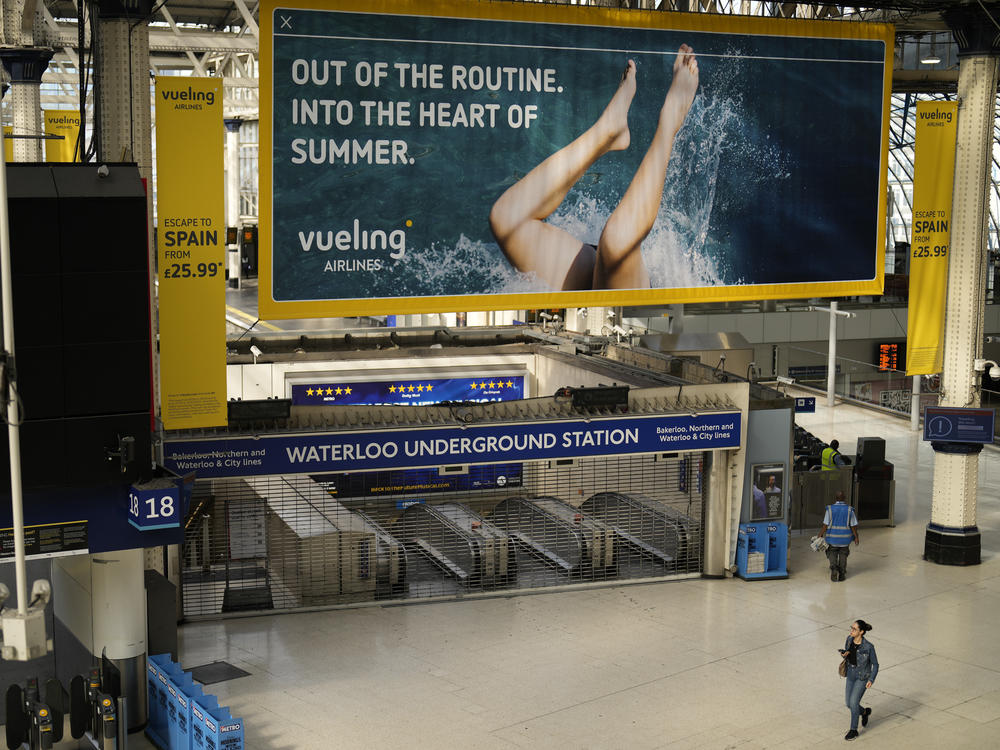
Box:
383 46 793 298
389 234 547 297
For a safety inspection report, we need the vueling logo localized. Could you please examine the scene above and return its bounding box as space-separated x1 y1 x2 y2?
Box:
160 86 215 106
918 109 953 123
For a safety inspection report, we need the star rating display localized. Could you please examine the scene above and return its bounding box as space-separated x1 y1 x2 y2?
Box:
470 379 517 391
304 386 353 397
291 377 525 406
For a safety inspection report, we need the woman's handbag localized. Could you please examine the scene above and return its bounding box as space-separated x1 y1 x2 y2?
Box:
838 656 849 678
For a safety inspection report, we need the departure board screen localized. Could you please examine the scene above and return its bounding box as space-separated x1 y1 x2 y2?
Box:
876 342 905 372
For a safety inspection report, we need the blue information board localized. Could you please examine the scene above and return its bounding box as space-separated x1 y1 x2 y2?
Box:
164 412 742 479
794 397 816 413
923 406 995 444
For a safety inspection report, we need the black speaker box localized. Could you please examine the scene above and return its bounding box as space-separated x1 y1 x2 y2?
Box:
0 164 152 490
855 436 885 467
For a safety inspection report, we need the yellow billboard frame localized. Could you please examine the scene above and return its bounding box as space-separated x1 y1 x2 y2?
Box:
260 0 893 319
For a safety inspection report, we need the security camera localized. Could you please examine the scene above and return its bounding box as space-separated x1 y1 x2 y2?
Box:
29 580 51 609
991 365 1000 381
776 375 795 385
96 164 110 178
249 345 262 357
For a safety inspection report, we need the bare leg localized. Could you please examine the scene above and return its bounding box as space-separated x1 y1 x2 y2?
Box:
490 61 636 290
595 45 699 289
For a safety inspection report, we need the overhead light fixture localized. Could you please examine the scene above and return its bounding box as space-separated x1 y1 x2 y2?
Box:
921 36 941 65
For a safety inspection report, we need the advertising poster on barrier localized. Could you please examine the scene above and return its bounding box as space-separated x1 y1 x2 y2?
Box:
259 0 892 318
156 76 228 429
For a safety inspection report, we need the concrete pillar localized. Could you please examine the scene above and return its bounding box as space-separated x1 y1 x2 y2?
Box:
0 46 52 162
94 0 153 178
51 549 148 730
703 449 731 577
925 6 1000 566
225 117 243 289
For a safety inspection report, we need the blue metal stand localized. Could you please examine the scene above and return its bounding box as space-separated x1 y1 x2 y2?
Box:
736 522 788 580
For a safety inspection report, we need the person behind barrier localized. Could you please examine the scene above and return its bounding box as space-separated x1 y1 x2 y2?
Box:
821 439 847 471
838 619 878 741
818 490 858 581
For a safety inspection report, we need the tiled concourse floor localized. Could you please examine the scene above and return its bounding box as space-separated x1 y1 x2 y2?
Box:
157 395 1000 748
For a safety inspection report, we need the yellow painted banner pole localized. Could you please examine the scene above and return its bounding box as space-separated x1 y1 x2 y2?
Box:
907 101 958 376
155 77 227 429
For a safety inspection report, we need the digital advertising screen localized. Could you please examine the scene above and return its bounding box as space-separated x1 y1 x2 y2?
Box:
260 0 892 318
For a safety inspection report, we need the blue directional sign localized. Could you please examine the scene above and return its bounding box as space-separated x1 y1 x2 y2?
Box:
923 406 996 444
129 485 182 530
128 474 195 531
795 397 816 413
164 412 742 479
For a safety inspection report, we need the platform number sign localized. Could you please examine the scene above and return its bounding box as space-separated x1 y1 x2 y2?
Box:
129 485 181 530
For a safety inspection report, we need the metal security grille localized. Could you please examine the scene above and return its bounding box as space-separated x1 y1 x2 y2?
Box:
180 452 706 618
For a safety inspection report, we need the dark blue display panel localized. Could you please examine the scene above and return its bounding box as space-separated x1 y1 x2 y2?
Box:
291 376 525 405
165 412 742 478
924 406 995 444
313 462 522 498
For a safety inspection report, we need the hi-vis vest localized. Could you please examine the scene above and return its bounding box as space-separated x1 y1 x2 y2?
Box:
821 446 840 471
825 503 854 546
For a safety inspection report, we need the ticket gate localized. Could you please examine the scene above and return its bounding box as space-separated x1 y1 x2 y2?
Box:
69 664 121 750
5 677 58 750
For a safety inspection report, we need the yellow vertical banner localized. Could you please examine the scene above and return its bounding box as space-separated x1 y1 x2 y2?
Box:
155 77 227 428
906 101 958 376
3 126 12 162
43 111 81 162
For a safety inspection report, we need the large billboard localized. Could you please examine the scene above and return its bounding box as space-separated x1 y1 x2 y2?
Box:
260 0 892 318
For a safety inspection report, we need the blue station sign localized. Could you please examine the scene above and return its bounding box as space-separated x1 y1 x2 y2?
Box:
164 412 742 479
923 406 995 445
128 473 195 531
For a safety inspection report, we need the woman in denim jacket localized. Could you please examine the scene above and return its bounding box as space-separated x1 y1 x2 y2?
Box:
839 619 879 741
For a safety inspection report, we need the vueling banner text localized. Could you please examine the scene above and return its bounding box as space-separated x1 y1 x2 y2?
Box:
155 77 227 429
44 111 81 162
907 101 957 377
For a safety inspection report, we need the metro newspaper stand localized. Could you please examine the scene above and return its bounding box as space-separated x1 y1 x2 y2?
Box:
735 523 788 580
147 654 244 750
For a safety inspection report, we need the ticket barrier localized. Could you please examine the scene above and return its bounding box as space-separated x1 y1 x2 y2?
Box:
68 664 122 750
735 522 788 580
4 677 59 749
147 654 244 750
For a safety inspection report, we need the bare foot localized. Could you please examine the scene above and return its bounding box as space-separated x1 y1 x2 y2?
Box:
660 44 698 134
596 59 636 152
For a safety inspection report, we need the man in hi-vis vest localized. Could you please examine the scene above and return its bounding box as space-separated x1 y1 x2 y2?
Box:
818 491 859 581
821 439 847 470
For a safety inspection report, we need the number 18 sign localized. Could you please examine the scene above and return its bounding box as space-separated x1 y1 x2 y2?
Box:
129 475 193 530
